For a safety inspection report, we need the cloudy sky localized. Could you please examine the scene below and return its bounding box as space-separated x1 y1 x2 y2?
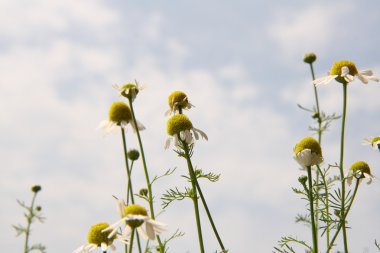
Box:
1 0 380 252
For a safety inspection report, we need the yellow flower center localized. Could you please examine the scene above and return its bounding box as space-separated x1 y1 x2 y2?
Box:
87 222 115 246
108 102 132 124
350 161 371 178
124 204 148 228
167 114 193 136
294 136 322 156
168 91 189 110
330 60 358 83
371 136 380 144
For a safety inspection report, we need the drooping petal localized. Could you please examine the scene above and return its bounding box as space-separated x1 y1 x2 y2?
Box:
164 137 172 149
145 221 156 240
148 219 167 233
313 75 337 86
137 226 149 240
101 243 108 251
193 127 208 141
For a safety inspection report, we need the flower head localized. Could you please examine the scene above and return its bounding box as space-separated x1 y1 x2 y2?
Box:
113 81 144 102
165 91 194 116
346 161 374 186
73 222 128 253
127 149 140 161
363 136 380 151
31 185 42 193
303 52 317 64
165 114 208 149
104 201 166 241
294 136 323 168
313 60 379 85
97 102 145 134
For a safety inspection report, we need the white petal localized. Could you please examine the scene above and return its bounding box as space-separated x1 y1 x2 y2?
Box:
346 175 353 186
356 73 368 84
192 129 199 140
136 120 146 131
344 74 355 83
101 243 108 251
145 221 156 240
313 75 337 86
164 137 172 149
148 219 167 233
341 66 349 76
137 226 149 240
359 69 373 76
109 243 116 251
116 199 126 217
122 225 132 237
193 127 208 141
164 109 173 117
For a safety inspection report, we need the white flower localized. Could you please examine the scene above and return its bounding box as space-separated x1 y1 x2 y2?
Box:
293 137 323 168
362 136 380 151
164 91 195 116
104 202 166 241
113 81 144 102
313 60 379 86
97 101 145 134
73 222 128 253
346 161 375 186
164 114 208 149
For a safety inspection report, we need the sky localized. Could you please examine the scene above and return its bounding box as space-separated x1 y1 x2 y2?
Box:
1 0 380 252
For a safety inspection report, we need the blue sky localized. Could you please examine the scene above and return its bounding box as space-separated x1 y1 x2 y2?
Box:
1 1 380 252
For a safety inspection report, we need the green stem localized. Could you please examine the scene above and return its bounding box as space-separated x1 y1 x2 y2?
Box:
339 83 349 253
317 166 331 249
128 228 136 253
307 166 318 253
24 192 38 253
310 62 321 248
176 108 225 251
121 129 142 253
127 98 164 252
327 179 360 253
181 139 205 253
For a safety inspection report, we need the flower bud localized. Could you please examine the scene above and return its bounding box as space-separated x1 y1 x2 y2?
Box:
303 53 317 64
127 149 140 161
31 185 42 193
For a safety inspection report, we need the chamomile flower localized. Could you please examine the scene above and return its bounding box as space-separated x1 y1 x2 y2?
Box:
73 222 128 253
313 60 379 85
363 136 380 151
113 81 144 102
294 137 323 168
164 91 194 116
164 114 208 149
97 102 145 134
104 202 166 240
346 161 374 186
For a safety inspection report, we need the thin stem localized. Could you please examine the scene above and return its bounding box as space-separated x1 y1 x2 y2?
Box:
181 140 205 253
307 166 318 253
317 166 331 249
176 108 226 251
24 192 38 253
339 83 349 253
309 62 321 248
128 229 136 253
121 128 142 253
327 179 360 253
127 98 164 252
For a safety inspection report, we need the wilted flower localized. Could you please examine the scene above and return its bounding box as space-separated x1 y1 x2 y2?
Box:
346 161 374 186
113 81 144 102
73 222 128 253
164 114 208 149
362 136 380 151
313 60 379 85
104 201 166 240
165 91 194 116
294 137 323 168
98 102 145 133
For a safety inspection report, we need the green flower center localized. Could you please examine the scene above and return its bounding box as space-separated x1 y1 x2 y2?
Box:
87 222 115 246
303 53 317 64
108 102 132 124
350 161 371 178
330 61 358 83
294 137 322 156
167 114 193 136
124 204 148 228
168 91 189 109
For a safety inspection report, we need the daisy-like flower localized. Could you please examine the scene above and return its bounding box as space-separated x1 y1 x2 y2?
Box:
346 161 375 186
113 81 144 102
97 102 145 134
363 136 380 151
164 91 195 116
294 136 323 168
164 114 208 149
73 222 128 253
313 60 379 85
104 202 166 240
